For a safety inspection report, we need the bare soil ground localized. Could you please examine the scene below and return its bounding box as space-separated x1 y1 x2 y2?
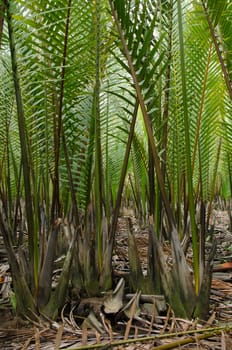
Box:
0 210 232 349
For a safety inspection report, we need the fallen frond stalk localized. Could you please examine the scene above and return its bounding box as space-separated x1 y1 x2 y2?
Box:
152 329 229 349
60 324 232 349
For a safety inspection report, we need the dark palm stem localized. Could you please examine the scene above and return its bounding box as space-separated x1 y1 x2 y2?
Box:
5 0 35 288
51 0 72 222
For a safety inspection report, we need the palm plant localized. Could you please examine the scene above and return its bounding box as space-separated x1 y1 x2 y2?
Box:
0 0 231 322
0 0 115 319
108 0 232 318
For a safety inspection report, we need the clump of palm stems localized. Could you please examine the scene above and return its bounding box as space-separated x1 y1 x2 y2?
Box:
0 0 231 322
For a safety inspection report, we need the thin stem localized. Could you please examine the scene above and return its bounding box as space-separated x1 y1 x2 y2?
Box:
177 0 199 293
93 0 103 270
109 0 175 231
202 0 232 101
51 0 72 221
5 0 35 288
